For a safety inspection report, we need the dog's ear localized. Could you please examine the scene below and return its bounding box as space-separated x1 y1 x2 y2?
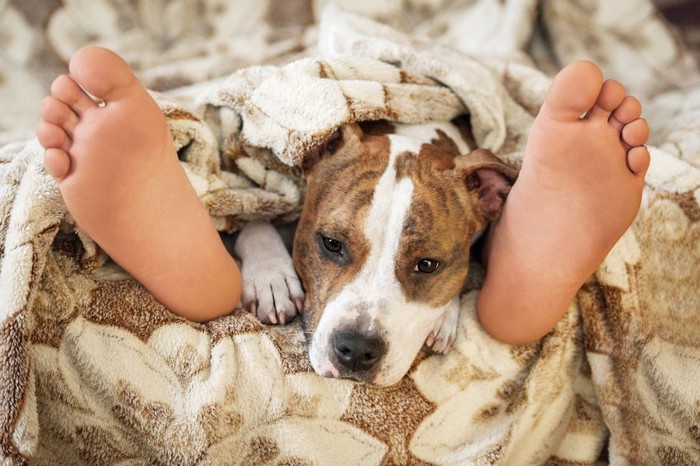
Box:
455 149 518 221
301 124 363 174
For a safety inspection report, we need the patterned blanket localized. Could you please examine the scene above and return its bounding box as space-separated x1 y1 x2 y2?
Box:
1 1 699 465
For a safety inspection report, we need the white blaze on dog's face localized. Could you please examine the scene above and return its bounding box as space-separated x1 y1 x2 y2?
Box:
293 121 514 386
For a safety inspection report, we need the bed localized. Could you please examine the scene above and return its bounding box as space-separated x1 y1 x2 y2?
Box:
1 1 699 464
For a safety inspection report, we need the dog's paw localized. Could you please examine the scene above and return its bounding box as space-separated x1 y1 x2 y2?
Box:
241 261 304 325
424 299 460 354
234 220 304 325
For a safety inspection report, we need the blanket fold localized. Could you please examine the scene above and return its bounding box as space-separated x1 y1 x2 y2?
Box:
201 4 553 169
1 1 699 465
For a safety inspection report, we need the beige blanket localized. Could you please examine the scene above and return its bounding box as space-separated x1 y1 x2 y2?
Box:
1 1 699 465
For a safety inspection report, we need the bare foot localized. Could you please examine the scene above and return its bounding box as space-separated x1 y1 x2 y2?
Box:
36 46 241 321
477 61 650 345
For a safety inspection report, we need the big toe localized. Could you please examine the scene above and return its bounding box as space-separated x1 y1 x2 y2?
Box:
68 46 139 101
542 61 604 122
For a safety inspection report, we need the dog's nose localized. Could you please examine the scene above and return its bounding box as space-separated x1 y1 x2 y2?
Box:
333 332 385 371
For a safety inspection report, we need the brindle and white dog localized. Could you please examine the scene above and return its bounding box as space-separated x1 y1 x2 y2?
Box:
234 119 516 386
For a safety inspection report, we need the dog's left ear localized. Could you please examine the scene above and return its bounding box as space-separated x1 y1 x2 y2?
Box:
455 149 518 221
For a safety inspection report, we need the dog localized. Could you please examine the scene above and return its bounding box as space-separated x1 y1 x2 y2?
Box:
234 118 517 386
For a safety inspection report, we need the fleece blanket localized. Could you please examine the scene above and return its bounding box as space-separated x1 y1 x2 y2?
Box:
1 1 699 465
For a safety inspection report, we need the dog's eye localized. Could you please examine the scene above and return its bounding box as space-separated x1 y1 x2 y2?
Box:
325 128 342 153
322 235 344 254
317 233 350 265
414 258 440 274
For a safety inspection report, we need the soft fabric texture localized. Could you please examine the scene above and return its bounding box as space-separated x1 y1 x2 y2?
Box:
1 1 699 465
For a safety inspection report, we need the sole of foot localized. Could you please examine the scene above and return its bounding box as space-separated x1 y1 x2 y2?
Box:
478 60 650 344
36 46 241 320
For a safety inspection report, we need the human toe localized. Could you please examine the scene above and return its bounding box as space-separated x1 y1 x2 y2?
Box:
68 46 139 102
612 96 642 125
586 79 626 120
44 148 71 180
627 146 651 176
36 121 70 151
40 96 79 135
51 75 97 116
622 119 649 147
542 60 604 121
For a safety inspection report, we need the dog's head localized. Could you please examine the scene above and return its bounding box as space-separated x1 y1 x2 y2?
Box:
293 121 516 386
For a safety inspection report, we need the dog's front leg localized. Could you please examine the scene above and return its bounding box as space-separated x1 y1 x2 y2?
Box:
425 298 460 354
234 220 304 324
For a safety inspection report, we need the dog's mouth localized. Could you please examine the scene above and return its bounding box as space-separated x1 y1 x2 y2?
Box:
319 363 380 385
319 361 387 386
